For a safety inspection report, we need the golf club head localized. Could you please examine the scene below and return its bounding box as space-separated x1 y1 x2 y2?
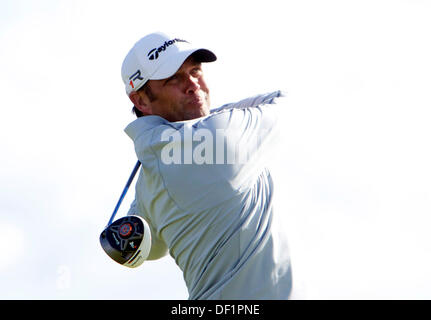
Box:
100 215 151 268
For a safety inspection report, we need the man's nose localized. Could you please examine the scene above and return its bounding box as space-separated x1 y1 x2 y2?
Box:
185 76 200 94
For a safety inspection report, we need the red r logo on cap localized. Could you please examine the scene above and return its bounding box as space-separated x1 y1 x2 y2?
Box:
129 70 144 89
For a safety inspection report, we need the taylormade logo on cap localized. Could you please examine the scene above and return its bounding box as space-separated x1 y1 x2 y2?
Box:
147 38 189 60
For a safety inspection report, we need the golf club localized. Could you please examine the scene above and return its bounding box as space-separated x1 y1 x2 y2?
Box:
99 161 151 268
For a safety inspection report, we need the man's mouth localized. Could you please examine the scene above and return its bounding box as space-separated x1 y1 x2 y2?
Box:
187 94 205 106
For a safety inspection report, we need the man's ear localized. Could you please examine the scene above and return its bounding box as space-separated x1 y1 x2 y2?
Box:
129 91 152 115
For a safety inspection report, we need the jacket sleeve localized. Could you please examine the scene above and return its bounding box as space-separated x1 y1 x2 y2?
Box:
207 90 286 191
153 90 287 210
210 90 286 113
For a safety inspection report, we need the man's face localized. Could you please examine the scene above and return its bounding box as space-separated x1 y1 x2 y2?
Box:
138 56 211 122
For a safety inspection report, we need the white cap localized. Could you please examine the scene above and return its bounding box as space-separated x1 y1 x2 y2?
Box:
121 32 217 95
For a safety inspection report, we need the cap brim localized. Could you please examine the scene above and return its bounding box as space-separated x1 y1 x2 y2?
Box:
149 48 217 81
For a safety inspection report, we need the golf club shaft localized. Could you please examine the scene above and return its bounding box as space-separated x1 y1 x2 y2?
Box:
107 160 141 226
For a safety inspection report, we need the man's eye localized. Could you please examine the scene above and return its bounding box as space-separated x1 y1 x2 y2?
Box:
165 75 178 85
191 68 202 76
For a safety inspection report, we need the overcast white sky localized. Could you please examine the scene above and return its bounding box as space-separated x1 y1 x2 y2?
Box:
1 0 431 299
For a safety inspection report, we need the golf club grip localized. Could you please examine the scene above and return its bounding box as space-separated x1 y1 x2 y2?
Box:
107 160 141 226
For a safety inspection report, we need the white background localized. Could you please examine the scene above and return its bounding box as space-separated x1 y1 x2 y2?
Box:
1 0 430 299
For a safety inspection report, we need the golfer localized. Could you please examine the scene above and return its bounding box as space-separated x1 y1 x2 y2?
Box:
121 32 292 299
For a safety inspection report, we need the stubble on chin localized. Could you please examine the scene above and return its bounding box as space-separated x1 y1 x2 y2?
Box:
182 92 211 120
